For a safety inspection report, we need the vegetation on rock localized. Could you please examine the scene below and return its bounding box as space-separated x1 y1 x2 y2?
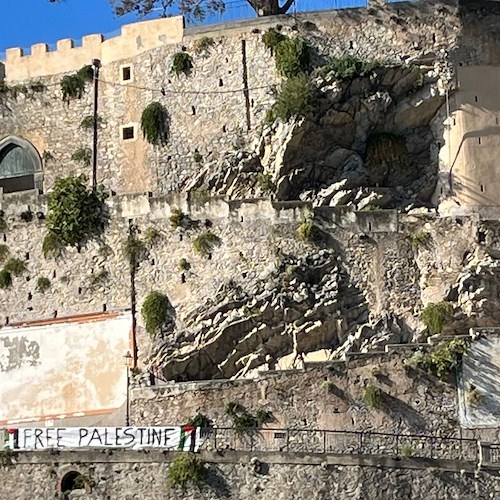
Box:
4 258 26 276
275 37 309 78
225 401 272 434
193 231 221 257
421 301 454 335
194 36 215 54
60 65 93 102
36 276 51 293
141 291 173 336
123 225 148 270
412 339 467 381
45 175 108 253
167 453 207 489
71 147 92 167
0 244 9 263
0 269 12 289
411 231 432 249
363 385 383 408
172 52 193 76
266 73 316 122
262 27 286 51
319 55 379 81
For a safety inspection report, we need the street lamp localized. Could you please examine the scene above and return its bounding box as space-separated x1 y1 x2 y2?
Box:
123 351 133 426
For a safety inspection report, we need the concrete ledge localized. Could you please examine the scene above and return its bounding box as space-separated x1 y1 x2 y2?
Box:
7 449 483 472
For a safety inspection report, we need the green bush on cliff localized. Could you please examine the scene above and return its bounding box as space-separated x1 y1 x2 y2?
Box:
266 74 316 123
168 453 207 488
45 175 108 252
141 291 172 336
320 55 379 81
172 52 193 76
60 64 94 102
420 301 454 335
193 231 221 258
275 37 309 78
415 339 467 381
262 28 286 51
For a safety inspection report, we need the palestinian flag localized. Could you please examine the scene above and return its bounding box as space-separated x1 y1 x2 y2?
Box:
177 425 196 451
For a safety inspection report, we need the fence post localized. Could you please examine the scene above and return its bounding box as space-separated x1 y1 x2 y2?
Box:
323 430 326 454
395 433 399 456
213 428 217 450
286 429 290 453
358 432 363 454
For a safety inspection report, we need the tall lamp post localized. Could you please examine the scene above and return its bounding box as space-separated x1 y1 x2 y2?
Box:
124 351 133 426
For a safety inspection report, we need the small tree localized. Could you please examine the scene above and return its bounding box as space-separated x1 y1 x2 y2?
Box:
141 291 173 336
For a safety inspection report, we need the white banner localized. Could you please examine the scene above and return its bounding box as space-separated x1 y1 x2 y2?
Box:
4 426 200 451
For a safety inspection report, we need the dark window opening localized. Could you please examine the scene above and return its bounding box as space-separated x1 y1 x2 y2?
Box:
122 66 132 81
122 127 135 140
191 106 196 116
61 471 85 494
219 78 223 87
475 96 478 103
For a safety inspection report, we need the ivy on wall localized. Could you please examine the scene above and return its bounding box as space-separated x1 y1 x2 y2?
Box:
60 65 94 103
140 102 169 145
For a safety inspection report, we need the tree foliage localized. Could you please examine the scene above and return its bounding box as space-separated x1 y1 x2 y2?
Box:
50 0 296 19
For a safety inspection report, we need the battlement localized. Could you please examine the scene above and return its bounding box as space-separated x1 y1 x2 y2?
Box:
3 16 183 82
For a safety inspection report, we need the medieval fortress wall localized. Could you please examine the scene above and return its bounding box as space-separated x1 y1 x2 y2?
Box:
0 0 499 369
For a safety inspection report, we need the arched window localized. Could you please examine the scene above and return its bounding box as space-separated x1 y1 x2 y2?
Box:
0 136 42 194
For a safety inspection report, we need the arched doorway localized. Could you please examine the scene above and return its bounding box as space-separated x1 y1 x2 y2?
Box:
0 136 43 193
60 470 87 497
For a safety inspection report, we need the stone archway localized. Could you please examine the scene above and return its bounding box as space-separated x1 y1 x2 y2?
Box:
0 136 43 194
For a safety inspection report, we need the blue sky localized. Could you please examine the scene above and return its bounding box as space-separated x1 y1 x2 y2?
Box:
0 0 368 56
0 0 137 54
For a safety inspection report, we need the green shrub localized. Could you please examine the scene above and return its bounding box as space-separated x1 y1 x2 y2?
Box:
0 269 12 289
225 402 271 434
193 231 221 258
144 227 161 245
363 385 383 409
167 453 207 488
0 244 9 263
141 291 172 336
36 276 51 293
169 208 186 228
0 217 7 233
420 301 454 335
60 65 93 102
416 339 467 381
320 55 378 81
123 228 148 270
90 268 109 287
262 28 286 51
257 173 274 194
187 413 212 428
46 175 108 249
297 217 316 242
401 444 413 457
411 231 432 249
275 37 309 78
194 36 214 54
4 258 26 276
42 231 64 260
71 147 92 167
172 52 193 76
179 258 191 271
267 74 316 122
80 114 103 129
141 102 169 145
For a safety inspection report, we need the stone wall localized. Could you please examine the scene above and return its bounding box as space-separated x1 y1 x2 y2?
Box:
0 1 468 196
1 450 499 500
132 351 461 436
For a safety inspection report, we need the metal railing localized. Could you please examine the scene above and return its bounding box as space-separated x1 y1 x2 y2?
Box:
199 427 480 462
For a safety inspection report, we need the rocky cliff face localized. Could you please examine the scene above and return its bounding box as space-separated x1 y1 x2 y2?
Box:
185 63 448 213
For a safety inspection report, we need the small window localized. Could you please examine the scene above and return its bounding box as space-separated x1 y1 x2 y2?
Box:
122 66 131 81
120 64 133 83
122 126 135 141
